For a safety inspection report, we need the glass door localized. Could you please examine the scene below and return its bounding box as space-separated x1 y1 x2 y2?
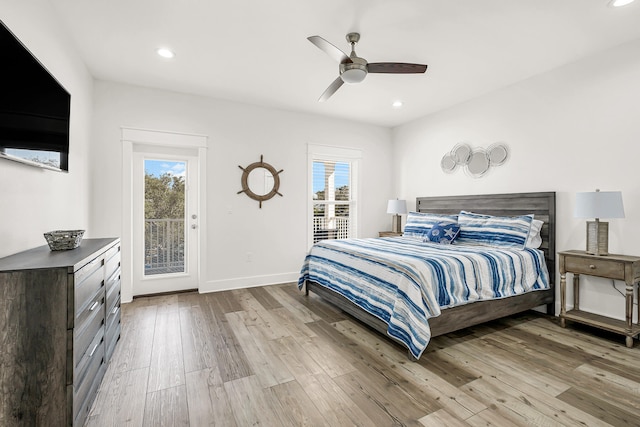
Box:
132 150 199 295
144 159 187 275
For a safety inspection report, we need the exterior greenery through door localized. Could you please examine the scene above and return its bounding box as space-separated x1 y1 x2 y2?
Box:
144 161 186 275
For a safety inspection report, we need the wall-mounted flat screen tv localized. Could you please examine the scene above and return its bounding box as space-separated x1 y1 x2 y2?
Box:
0 20 71 172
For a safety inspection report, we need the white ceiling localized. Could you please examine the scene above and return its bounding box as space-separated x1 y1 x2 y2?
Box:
49 0 640 127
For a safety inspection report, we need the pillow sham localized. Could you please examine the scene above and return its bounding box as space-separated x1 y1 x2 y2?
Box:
426 221 460 244
456 210 533 250
403 212 459 239
525 218 544 249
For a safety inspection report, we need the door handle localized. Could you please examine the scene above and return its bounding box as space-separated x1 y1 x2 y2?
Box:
191 224 198 229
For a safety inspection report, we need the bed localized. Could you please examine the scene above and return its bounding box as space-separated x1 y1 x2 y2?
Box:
298 191 555 359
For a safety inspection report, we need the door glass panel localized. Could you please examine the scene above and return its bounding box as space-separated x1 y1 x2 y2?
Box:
144 159 186 276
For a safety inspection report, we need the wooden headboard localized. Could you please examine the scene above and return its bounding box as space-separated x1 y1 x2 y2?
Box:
416 192 556 284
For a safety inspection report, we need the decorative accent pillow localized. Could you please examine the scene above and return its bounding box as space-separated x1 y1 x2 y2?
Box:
525 218 544 249
403 212 459 239
426 222 460 244
456 210 533 250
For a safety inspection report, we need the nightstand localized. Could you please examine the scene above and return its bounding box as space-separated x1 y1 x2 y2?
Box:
379 231 402 237
559 250 640 347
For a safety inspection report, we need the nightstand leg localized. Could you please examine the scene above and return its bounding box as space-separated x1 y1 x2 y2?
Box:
560 273 566 328
573 274 580 311
625 282 634 347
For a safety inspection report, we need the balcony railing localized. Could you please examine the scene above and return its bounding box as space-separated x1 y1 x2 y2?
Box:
145 218 185 275
313 216 350 243
145 216 350 273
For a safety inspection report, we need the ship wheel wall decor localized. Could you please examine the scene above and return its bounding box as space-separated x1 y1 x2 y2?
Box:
237 155 283 208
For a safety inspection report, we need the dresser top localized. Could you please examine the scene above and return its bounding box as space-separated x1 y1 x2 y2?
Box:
0 238 119 273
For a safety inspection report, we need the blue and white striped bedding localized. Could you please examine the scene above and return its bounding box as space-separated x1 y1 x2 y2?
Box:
298 237 550 359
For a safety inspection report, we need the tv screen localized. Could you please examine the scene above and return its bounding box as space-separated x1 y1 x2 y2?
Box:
0 20 71 172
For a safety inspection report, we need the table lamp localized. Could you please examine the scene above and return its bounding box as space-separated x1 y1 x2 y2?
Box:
387 199 407 234
574 189 624 256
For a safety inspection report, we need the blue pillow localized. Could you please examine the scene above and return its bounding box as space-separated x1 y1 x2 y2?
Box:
456 210 533 249
403 212 459 239
426 222 460 244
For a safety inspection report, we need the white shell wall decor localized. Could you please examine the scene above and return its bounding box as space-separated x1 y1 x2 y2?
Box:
440 142 509 178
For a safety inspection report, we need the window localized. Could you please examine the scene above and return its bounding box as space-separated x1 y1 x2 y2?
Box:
308 145 360 246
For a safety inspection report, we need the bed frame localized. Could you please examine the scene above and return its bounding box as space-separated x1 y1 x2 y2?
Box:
304 191 556 350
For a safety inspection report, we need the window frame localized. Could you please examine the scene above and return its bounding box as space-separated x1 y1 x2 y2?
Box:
307 144 361 249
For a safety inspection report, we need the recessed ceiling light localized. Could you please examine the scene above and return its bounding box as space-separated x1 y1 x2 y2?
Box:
392 100 403 108
156 47 175 59
609 0 635 7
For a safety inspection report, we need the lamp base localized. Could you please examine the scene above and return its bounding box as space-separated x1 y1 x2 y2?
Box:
391 215 402 234
586 220 609 256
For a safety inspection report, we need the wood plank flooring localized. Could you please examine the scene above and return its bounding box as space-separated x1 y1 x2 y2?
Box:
87 283 639 426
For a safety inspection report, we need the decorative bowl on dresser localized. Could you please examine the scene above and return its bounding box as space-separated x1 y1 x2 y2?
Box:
0 238 121 426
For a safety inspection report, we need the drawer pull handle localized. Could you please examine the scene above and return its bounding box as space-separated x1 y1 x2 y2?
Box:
88 343 99 358
111 306 119 315
89 301 100 312
589 264 596 269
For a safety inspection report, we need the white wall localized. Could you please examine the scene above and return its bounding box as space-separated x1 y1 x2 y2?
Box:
392 38 640 320
0 0 94 258
90 81 393 301
10 0 633 321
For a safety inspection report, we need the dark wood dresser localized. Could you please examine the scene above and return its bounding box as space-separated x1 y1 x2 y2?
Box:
0 238 121 426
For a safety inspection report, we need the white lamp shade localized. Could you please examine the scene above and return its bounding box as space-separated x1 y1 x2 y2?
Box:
575 191 625 219
387 199 407 215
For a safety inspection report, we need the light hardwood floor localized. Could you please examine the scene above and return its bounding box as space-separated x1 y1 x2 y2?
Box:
87 283 640 426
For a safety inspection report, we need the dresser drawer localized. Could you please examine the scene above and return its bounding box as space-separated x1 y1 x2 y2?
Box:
73 338 105 423
75 288 104 341
74 327 104 386
104 245 121 282
106 279 120 310
565 256 625 280
106 267 121 299
74 299 105 368
106 298 120 332
105 312 121 362
74 361 107 427
75 254 104 285
75 261 105 318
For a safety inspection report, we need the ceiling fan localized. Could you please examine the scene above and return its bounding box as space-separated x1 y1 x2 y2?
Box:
307 32 428 102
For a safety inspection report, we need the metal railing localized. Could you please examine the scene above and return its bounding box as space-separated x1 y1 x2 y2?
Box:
145 218 185 275
313 216 350 242
144 215 350 273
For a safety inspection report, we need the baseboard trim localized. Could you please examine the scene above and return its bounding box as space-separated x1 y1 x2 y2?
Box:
200 272 299 293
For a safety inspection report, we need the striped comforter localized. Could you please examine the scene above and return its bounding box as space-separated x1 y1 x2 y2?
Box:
297 237 550 358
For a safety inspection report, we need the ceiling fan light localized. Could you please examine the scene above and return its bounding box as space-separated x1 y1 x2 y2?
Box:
341 68 367 84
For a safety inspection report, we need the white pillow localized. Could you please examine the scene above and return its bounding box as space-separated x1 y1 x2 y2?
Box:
525 219 544 249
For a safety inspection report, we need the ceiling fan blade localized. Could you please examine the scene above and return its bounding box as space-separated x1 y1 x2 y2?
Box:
318 76 344 102
367 62 427 74
307 36 352 64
